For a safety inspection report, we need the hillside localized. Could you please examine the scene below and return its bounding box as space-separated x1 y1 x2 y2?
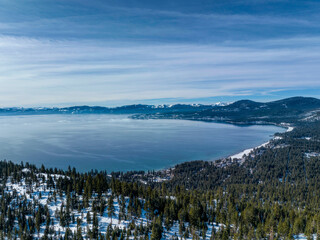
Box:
2 97 320 126
0 164 221 239
133 97 320 124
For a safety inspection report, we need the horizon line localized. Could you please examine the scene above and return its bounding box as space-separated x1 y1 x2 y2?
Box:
0 95 316 109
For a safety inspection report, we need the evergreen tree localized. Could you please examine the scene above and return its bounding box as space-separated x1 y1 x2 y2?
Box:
151 217 163 240
107 195 116 224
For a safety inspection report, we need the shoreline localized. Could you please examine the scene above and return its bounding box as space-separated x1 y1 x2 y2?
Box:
229 125 294 160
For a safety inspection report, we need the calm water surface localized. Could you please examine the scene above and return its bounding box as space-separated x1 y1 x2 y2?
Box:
0 114 284 172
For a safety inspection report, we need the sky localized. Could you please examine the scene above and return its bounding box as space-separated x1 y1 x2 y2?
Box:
0 0 320 107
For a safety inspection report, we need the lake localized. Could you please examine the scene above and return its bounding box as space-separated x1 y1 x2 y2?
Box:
0 114 284 172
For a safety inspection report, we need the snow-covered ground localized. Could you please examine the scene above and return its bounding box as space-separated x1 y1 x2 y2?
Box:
2 168 313 240
230 141 269 160
2 172 221 239
286 126 294 132
294 234 316 240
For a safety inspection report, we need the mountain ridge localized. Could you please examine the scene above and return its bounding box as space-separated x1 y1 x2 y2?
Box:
132 96 320 124
0 96 318 112
1 97 320 125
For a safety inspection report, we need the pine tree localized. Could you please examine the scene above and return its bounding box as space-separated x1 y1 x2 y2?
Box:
92 212 99 238
108 195 116 224
35 209 42 235
151 217 163 240
87 211 91 224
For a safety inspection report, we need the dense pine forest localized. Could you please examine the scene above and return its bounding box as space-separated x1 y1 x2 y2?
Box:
1 118 320 239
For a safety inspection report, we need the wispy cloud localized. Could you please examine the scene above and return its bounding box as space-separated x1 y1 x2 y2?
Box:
0 0 319 106
1 0 319 42
0 35 320 106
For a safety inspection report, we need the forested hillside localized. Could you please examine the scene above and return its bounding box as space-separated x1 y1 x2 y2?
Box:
1 97 320 239
1 118 320 239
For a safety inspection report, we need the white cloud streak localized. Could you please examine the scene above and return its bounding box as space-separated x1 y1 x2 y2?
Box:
0 35 320 106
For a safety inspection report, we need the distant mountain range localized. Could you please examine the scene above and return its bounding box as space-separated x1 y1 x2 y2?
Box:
132 96 320 124
0 102 230 115
1 97 320 124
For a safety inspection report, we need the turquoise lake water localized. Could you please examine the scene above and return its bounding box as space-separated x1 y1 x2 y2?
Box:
0 114 284 172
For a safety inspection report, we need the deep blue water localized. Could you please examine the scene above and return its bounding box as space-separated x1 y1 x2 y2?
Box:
0 114 284 172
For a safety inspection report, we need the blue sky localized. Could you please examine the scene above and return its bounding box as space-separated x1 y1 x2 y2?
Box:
0 0 320 107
